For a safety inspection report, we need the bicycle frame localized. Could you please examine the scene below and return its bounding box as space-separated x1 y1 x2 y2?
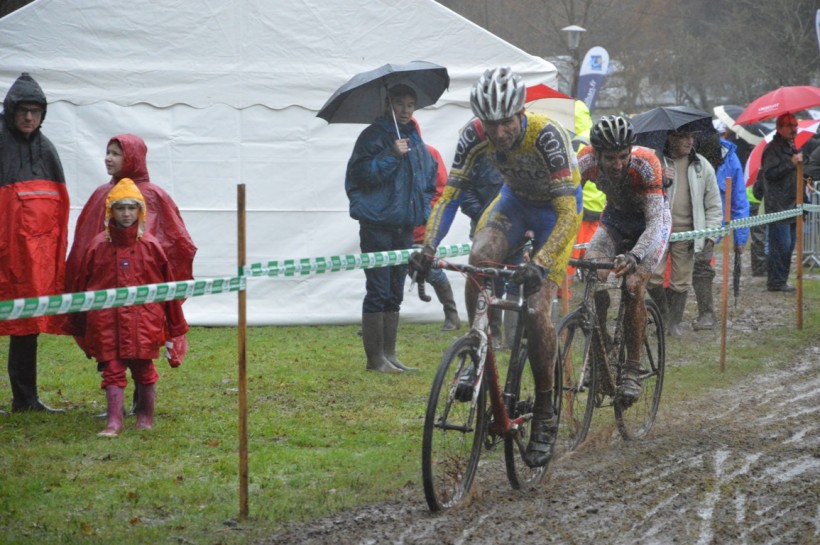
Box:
438 261 530 449
557 257 666 449
421 258 564 510
575 264 624 398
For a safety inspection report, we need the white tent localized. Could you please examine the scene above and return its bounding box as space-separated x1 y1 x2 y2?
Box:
0 0 558 325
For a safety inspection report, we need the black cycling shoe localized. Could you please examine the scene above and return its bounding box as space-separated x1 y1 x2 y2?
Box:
454 365 477 402
525 417 558 468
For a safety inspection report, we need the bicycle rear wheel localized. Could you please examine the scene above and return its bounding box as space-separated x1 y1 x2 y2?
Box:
422 336 487 511
615 298 666 440
503 340 557 489
555 310 597 454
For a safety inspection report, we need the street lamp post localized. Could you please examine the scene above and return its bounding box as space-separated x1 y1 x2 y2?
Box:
561 24 586 97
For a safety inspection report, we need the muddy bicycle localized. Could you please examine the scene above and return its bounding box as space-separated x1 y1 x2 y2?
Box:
556 257 666 453
417 259 562 512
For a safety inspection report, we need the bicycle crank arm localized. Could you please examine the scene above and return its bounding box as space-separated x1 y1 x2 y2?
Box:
435 421 475 433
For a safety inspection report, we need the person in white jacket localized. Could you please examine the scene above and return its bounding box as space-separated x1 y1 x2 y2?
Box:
646 124 723 337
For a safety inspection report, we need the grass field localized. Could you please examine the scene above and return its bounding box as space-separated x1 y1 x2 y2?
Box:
1 278 818 544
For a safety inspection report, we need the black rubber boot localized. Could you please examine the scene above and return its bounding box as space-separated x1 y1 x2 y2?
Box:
666 289 688 337
433 282 461 332
8 334 63 413
692 276 716 331
362 313 401 373
383 312 417 372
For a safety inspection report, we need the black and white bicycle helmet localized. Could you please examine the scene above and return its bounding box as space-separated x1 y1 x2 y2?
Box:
469 67 527 122
590 115 636 151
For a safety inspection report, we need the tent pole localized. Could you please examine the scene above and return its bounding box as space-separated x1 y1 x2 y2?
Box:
237 184 249 520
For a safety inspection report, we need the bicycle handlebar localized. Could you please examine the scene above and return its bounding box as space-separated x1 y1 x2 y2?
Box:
432 259 518 278
412 259 517 303
568 258 616 271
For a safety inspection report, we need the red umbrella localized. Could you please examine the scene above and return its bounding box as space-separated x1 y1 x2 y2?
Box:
735 85 820 125
525 84 575 133
743 119 820 186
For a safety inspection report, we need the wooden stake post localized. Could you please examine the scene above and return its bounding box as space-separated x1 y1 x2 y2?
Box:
795 162 804 330
237 184 249 520
719 177 732 372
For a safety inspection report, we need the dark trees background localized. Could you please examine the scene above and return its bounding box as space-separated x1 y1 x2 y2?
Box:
439 0 820 113
4 0 820 114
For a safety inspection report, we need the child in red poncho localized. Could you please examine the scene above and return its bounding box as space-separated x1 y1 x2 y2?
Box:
68 178 188 437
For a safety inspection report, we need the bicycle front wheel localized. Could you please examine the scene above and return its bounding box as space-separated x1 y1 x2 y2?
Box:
555 310 596 454
614 298 666 440
503 341 556 489
422 336 487 511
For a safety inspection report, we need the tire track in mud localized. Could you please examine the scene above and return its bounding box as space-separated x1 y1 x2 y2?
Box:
265 349 819 545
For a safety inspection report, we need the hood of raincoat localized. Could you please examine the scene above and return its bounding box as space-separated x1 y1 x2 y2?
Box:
108 133 150 184
2 72 47 134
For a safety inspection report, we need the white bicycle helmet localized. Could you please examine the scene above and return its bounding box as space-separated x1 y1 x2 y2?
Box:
470 67 527 122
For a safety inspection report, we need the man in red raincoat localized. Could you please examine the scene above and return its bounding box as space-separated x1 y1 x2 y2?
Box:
0 72 70 413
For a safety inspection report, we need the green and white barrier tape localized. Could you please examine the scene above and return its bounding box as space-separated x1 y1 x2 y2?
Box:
1 205 817 322
0 277 244 321
244 243 471 277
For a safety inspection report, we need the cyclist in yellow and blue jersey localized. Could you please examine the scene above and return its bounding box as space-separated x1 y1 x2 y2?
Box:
411 67 581 468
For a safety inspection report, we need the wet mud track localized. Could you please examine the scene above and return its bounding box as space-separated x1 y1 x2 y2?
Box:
267 270 819 545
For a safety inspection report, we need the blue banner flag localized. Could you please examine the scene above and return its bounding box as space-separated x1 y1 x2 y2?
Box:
576 46 610 113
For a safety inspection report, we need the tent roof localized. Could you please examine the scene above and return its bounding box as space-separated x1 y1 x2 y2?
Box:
1 0 556 110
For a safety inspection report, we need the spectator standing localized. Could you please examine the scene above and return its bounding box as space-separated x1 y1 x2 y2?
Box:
67 179 188 436
723 129 767 276
413 143 461 332
692 130 749 330
65 134 196 288
345 84 437 373
0 72 69 413
646 123 722 337
65 133 196 415
753 113 804 292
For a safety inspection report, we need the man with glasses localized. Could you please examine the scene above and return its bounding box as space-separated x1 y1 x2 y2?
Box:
646 123 722 336
0 72 69 413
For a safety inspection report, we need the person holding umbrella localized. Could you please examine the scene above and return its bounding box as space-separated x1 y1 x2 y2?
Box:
410 67 581 467
752 113 805 292
345 84 437 373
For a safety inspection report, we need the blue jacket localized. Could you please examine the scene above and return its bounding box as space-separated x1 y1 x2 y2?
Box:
716 138 749 247
345 116 437 228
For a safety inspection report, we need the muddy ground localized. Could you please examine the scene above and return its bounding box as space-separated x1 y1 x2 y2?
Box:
266 263 820 545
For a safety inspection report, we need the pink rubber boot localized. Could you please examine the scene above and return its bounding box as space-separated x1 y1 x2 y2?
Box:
135 383 156 430
98 386 124 437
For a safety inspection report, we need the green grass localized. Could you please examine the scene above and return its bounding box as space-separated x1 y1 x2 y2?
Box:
0 279 818 544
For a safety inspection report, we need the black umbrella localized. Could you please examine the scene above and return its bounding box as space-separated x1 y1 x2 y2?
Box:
632 105 714 152
316 61 449 136
713 105 771 146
